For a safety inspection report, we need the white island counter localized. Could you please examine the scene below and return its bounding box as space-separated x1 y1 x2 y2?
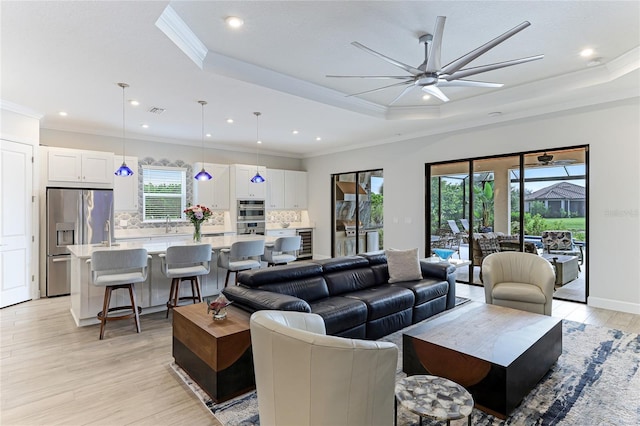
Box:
67 235 276 327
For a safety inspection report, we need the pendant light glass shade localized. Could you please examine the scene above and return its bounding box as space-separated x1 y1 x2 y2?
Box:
194 100 212 181
114 83 134 176
251 111 265 183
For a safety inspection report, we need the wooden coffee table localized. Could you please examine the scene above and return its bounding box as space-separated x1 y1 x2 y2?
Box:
403 302 562 419
172 303 254 403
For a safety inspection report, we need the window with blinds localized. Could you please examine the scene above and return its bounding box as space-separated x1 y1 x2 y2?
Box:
142 166 187 221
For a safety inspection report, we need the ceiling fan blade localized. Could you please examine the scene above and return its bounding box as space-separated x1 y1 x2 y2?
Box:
437 79 503 88
389 84 418 105
444 55 544 80
424 16 446 73
326 75 414 80
346 80 413 97
440 21 532 75
351 42 422 75
422 85 450 102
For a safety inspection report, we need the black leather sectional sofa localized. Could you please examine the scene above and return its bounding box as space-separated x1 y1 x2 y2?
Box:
222 252 456 340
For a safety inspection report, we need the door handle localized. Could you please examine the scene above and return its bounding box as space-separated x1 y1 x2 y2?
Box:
52 257 71 263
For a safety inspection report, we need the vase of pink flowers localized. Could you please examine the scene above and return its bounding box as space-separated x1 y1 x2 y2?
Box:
184 204 212 242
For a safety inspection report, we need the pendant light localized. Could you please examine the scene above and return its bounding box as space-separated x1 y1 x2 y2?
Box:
114 82 134 176
250 111 265 183
194 100 212 181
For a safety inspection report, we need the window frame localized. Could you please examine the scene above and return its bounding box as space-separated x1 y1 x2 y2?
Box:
141 165 187 223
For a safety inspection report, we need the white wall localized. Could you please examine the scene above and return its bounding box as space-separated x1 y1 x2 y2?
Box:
303 99 640 314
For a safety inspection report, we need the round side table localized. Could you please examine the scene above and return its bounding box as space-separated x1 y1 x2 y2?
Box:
395 375 474 426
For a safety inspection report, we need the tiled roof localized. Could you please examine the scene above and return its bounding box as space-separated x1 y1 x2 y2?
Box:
525 182 586 201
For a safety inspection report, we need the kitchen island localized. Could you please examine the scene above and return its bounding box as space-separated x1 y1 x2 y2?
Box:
67 235 276 327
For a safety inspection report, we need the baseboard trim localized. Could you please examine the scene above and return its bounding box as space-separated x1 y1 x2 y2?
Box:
588 296 640 315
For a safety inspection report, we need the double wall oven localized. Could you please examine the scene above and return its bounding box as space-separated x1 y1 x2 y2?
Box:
236 199 265 234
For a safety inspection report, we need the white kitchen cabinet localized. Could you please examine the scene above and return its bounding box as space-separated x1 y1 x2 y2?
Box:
284 170 307 209
47 147 114 185
266 168 285 209
231 164 266 199
193 162 230 209
114 156 138 212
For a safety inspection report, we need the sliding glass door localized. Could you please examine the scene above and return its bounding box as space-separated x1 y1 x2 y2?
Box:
332 170 383 256
427 147 588 303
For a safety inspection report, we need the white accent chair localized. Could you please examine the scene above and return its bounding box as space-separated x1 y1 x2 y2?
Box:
159 244 212 317
262 235 301 266
218 239 264 286
250 310 398 426
89 248 149 339
482 251 555 316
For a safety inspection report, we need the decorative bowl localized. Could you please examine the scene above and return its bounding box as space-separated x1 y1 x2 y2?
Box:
281 223 290 228
433 248 455 261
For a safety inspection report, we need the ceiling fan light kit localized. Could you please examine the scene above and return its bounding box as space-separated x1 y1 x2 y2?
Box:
328 16 544 104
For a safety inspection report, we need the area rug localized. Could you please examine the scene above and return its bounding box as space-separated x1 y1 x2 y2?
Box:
170 307 640 425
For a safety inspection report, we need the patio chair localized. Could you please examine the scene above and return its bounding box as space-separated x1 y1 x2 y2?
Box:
460 218 470 232
541 231 584 268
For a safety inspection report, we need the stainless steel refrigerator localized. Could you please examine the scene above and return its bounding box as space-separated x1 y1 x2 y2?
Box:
46 188 114 296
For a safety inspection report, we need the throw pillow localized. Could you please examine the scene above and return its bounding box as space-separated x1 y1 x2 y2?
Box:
385 248 423 283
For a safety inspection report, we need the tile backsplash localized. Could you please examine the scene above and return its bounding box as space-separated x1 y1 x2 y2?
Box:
267 210 301 224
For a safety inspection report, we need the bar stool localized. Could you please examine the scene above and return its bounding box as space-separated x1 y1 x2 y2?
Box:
218 240 264 286
89 248 149 340
160 244 212 317
262 236 301 266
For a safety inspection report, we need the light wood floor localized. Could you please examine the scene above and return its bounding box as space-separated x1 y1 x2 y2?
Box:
2 286 639 426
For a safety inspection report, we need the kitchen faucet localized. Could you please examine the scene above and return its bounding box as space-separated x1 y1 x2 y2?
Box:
104 220 111 247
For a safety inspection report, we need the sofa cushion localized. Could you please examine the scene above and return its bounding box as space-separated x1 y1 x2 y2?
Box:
346 286 415 321
255 276 330 303
309 297 368 335
238 263 323 287
385 248 422 283
323 268 378 295
391 279 448 305
222 286 311 313
313 256 370 273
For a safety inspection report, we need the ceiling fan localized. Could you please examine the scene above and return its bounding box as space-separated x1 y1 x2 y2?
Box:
512 152 578 168
327 16 544 104
528 152 578 166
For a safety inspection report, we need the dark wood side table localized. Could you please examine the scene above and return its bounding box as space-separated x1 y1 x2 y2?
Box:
173 303 254 403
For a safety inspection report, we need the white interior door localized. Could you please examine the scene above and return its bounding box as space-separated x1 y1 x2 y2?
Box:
0 140 33 307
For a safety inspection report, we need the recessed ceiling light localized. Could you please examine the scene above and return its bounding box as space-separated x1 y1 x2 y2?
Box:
422 94 431 101
141 123 149 128
58 111 68 116
225 16 244 28
257 140 262 144
315 137 322 141
129 100 139 106
580 48 595 57
226 118 234 124
292 130 299 135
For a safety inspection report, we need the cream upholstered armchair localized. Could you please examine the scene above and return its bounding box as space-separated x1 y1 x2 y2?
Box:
482 252 555 316
250 310 398 426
